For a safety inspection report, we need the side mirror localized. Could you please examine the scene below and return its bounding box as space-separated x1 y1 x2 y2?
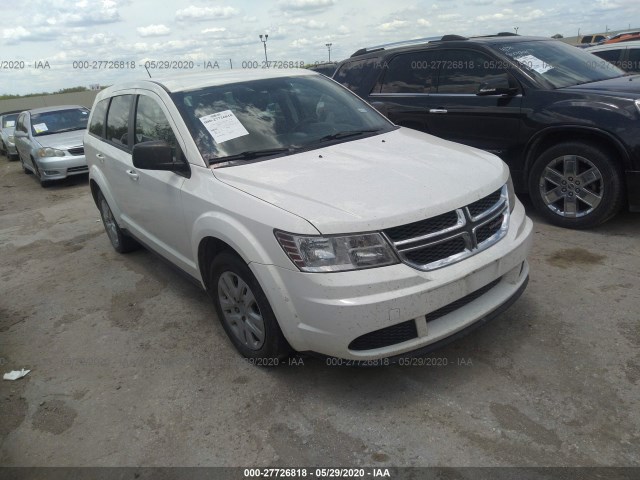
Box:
14 130 26 138
132 140 189 173
477 77 518 96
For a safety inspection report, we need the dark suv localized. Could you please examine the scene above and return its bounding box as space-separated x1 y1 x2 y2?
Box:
333 34 640 228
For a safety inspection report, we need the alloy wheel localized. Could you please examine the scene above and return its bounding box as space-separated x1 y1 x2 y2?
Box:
538 154 603 218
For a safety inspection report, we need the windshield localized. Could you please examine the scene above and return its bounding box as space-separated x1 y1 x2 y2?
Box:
171 74 395 164
30 108 89 137
494 40 625 89
2 114 18 129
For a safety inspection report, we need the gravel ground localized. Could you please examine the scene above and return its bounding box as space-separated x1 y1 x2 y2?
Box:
1 154 639 467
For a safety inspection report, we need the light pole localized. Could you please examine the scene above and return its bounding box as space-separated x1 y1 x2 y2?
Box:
259 34 268 62
325 43 332 62
514 26 519 34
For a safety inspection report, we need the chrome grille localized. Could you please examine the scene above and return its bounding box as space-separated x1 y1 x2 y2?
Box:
383 185 509 271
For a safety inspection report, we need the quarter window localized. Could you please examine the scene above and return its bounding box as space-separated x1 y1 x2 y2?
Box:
437 50 510 94
106 95 133 148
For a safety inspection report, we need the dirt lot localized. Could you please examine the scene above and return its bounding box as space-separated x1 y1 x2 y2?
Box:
1 154 639 467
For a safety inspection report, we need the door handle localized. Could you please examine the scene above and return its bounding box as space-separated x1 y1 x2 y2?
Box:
429 109 448 114
96 153 105 163
126 169 139 181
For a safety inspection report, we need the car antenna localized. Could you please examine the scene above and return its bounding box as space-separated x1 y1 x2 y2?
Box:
144 65 152 78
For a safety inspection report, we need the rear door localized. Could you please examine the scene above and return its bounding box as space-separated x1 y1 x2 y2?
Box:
421 48 523 161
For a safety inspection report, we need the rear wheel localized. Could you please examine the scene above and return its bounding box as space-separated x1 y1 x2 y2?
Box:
96 191 139 253
528 142 624 228
208 251 291 362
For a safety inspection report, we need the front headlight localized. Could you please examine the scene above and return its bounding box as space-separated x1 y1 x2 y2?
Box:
275 230 398 272
635 100 640 115
37 147 65 158
507 175 516 213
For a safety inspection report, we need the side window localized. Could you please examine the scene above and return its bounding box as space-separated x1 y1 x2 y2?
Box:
134 95 183 162
380 51 439 94
89 99 109 138
627 48 640 72
334 58 382 93
437 50 510 94
106 95 133 148
134 96 177 147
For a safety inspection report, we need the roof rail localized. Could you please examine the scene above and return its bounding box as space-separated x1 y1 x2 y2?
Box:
350 34 469 57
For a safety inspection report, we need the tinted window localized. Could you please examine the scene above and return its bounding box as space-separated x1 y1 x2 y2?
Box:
89 99 109 138
592 49 622 68
106 95 133 148
380 51 439 94
625 48 640 72
134 96 177 147
334 58 382 92
30 107 89 137
437 50 509 94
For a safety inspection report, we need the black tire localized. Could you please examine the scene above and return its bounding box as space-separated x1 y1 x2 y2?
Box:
96 190 139 253
528 142 624 229
208 251 291 362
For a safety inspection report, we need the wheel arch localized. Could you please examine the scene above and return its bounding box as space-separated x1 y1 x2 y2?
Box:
197 236 241 292
523 127 630 185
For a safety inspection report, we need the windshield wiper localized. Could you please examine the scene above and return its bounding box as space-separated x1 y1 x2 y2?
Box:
315 129 381 143
211 147 293 164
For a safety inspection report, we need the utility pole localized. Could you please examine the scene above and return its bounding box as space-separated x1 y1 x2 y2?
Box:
259 34 268 62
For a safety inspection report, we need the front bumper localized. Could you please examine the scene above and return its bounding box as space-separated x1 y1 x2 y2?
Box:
252 199 533 360
35 155 88 180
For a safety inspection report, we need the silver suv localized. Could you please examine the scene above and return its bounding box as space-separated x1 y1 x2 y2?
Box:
85 70 532 362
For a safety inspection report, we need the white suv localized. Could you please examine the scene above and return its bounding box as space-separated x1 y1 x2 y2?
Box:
84 70 533 362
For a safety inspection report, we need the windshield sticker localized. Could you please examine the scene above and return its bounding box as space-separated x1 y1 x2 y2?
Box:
5 120 15 127
199 110 249 144
515 54 553 74
33 123 48 133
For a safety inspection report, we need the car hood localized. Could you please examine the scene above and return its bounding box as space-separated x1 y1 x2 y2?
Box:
563 74 640 98
34 130 85 149
213 128 508 234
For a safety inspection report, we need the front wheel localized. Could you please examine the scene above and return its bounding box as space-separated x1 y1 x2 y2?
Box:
208 251 291 361
528 142 624 229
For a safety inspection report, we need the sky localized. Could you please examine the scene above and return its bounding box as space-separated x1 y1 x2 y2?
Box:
0 0 638 95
